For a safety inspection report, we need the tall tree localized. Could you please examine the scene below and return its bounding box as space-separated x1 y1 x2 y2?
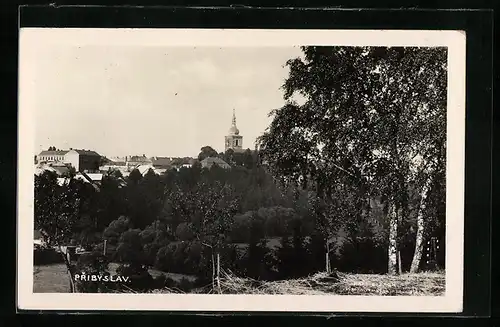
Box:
34 171 88 292
191 180 240 291
35 171 81 247
198 146 219 161
259 46 447 275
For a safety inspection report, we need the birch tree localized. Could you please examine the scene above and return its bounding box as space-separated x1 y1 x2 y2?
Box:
259 46 447 275
189 180 240 292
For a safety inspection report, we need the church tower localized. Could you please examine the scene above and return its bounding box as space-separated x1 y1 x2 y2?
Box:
225 109 243 152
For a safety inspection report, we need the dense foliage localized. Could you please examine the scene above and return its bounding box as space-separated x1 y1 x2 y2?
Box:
35 148 444 291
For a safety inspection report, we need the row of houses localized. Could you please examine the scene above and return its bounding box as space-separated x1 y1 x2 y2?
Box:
36 148 235 192
105 155 196 169
34 163 118 191
101 156 231 174
34 154 234 250
36 149 101 173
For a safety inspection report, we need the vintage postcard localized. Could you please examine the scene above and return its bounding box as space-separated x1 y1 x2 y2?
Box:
17 28 465 312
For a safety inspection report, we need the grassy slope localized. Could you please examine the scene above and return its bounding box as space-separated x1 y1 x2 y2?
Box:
33 262 197 293
332 271 445 296
107 262 197 282
33 264 72 293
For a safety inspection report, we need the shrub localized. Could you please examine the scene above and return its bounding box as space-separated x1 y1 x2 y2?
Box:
239 239 274 281
155 243 177 272
305 232 328 274
116 264 154 291
337 237 387 274
153 274 167 289
177 277 194 292
33 248 64 265
74 252 110 293
93 242 118 262
175 222 194 241
102 216 132 245
115 229 145 265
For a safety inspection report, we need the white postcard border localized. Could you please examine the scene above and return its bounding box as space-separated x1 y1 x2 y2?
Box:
17 28 466 312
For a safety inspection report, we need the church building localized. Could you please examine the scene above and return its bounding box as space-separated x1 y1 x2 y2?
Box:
225 109 243 152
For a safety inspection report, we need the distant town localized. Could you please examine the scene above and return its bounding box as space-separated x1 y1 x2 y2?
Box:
34 109 255 189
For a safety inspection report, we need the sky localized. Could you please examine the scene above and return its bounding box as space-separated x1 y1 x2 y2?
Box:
33 45 303 158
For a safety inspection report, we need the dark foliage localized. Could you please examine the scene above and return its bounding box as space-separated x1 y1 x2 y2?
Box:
33 248 65 265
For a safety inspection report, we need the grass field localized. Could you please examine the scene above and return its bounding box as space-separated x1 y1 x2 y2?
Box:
33 262 197 293
107 262 197 282
33 264 72 293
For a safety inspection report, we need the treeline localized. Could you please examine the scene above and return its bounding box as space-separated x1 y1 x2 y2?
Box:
35 149 444 292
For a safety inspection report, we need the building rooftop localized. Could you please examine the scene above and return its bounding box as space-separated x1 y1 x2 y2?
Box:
38 150 68 156
151 157 172 167
35 163 71 176
52 165 71 176
69 149 101 156
201 157 230 167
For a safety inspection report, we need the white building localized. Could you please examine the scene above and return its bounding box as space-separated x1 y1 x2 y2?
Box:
36 150 68 163
64 149 101 172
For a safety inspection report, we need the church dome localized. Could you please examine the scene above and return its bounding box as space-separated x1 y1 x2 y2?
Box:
228 125 239 135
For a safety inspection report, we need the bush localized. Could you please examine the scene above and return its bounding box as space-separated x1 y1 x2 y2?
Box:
102 216 132 245
155 243 177 272
177 277 194 292
74 252 110 293
34 248 64 265
175 223 194 241
116 264 154 291
305 232 328 274
116 229 145 265
93 242 117 262
239 240 275 281
337 237 387 274
153 274 167 289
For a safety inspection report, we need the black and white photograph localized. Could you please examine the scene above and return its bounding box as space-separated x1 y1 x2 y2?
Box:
17 28 465 312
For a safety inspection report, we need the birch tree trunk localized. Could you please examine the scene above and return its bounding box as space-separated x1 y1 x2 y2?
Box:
211 252 215 292
387 203 398 275
398 250 402 274
410 177 432 273
216 252 221 294
325 240 330 274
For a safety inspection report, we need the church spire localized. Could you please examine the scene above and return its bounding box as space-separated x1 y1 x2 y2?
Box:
232 108 237 127
225 108 243 151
